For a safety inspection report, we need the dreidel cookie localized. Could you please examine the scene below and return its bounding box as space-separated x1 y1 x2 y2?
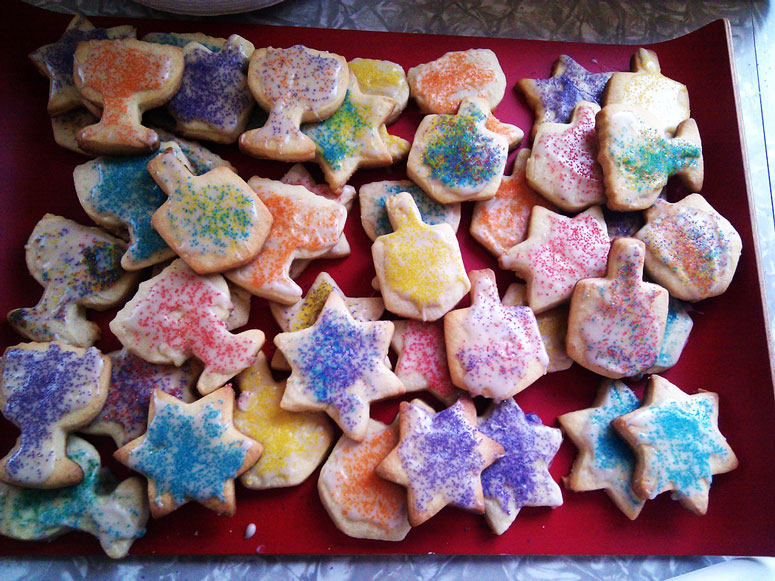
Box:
604 48 690 136
0 342 110 489
517 54 613 139
612 375 738 515
275 292 404 442
7 214 139 348
526 101 606 212
596 104 704 211
240 44 348 161
318 417 411 541
407 97 509 203
148 150 273 275
166 35 255 144
110 259 264 395
376 397 504 526
635 195 742 302
479 399 563 535
73 39 184 155
567 238 669 378
29 15 135 117
558 379 646 520
444 269 548 401
499 205 611 314
0 436 148 559
225 177 347 304
114 386 263 518
372 192 470 321
234 353 334 489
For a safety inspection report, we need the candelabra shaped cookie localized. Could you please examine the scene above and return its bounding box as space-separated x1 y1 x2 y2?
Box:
499 205 611 314
612 375 738 515
149 150 273 274
74 142 189 270
391 319 461 405
7 214 139 348
567 238 669 378
479 399 563 534
269 272 385 370
596 104 703 211
234 353 334 489
558 379 646 520
470 149 557 259
82 349 199 447
604 48 690 136
29 15 135 116
167 35 255 143
517 54 613 139
360 180 461 242
240 44 348 161
372 192 470 321
0 436 148 559
444 269 548 401
635 195 742 302
407 97 509 203
275 292 404 442
114 387 262 518
349 58 409 124
376 397 504 526
0 342 110 488
73 39 184 155
110 259 264 395
225 177 347 304
318 417 411 541
526 101 605 211
646 297 693 374
301 73 396 193
501 283 572 373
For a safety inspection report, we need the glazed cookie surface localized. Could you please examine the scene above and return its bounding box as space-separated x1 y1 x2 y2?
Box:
349 57 409 124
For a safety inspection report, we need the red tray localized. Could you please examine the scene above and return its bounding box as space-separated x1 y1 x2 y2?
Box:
1 1 773 557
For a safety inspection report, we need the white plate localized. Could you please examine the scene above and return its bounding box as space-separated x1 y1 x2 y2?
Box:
133 0 285 16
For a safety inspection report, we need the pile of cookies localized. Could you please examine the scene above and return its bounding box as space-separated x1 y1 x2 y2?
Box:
0 15 743 556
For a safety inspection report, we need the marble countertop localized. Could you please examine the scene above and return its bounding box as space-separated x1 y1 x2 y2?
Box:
7 1 774 579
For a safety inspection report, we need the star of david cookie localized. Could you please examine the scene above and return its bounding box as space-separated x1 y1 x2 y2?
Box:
74 142 189 270
596 104 703 211
558 379 646 520
371 192 470 321
526 100 605 211
225 177 347 304
82 349 199 447
318 417 411 541
240 44 348 162
274 292 404 442
470 149 557 259
28 15 135 116
635 194 742 302
444 269 547 401
0 436 148 559
479 399 563 534
604 48 690 136
517 54 613 139
7 214 139 348
114 386 263 518
166 35 255 144
359 180 461 242
499 205 611 314
566 237 669 378
0 341 110 489
234 353 333 489
376 397 504 526
73 39 184 155
407 97 509 203
110 259 264 395
612 375 738 515
148 150 273 274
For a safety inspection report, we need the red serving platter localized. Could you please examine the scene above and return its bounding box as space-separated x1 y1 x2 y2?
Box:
0 1 773 557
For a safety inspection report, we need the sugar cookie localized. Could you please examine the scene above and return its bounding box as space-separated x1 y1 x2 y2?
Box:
51 107 99 155
349 57 409 124
141 31 226 52
646 297 693 374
